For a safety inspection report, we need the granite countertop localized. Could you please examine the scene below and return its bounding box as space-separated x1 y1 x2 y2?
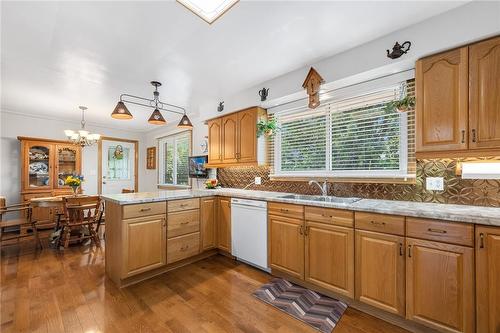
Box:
101 188 500 226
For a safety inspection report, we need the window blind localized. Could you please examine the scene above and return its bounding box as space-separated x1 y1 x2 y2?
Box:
158 131 191 185
270 79 415 179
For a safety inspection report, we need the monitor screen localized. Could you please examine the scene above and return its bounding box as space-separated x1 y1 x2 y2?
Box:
189 155 208 178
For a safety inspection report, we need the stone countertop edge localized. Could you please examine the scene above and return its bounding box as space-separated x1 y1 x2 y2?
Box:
101 188 500 226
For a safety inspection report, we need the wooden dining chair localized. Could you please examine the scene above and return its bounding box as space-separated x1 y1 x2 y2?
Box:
0 197 41 250
60 196 102 249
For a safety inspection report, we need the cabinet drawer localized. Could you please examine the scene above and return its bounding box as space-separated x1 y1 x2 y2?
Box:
406 217 473 247
167 232 200 264
269 202 304 219
168 198 200 212
167 209 200 238
305 206 353 227
123 202 166 219
355 212 405 236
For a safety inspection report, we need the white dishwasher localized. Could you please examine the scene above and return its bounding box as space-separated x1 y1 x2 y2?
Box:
231 198 270 272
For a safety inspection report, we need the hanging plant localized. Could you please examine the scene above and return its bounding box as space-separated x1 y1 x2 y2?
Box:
257 119 279 137
386 96 415 113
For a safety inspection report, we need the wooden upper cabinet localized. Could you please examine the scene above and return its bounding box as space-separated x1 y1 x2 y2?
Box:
406 238 474 333
237 108 257 163
221 113 239 163
469 36 500 149
207 118 222 164
200 197 217 251
476 226 500 333
217 197 231 253
355 230 405 316
416 47 469 152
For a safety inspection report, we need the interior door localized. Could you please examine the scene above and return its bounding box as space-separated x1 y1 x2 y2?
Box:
101 140 136 194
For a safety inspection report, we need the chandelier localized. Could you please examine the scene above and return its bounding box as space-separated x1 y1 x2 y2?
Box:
111 81 193 128
64 106 101 147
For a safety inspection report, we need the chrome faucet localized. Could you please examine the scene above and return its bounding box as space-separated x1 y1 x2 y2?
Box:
308 180 328 196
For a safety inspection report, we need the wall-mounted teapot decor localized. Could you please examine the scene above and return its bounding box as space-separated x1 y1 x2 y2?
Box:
258 87 269 101
217 101 224 112
387 41 411 59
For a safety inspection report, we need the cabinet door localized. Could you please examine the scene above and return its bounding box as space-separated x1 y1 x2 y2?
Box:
355 230 405 316
269 214 304 279
122 215 166 278
237 108 257 163
476 226 500 333
221 113 238 163
207 118 222 163
24 141 54 191
469 36 500 149
305 222 354 298
416 47 468 152
217 197 231 252
406 238 474 333
22 192 54 225
201 197 217 251
54 144 81 189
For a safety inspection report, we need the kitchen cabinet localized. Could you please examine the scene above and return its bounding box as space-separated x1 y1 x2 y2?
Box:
355 229 406 316
200 197 217 251
217 197 231 252
166 199 201 264
416 47 469 152
207 118 222 164
305 221 354 298
122 215 167 278
206 106 266 167
406 238 474 333
269 213 304 280
469 36 500 149
476 226 500 333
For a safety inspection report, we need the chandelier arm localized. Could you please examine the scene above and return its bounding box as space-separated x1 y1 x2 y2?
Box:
119 94 185 115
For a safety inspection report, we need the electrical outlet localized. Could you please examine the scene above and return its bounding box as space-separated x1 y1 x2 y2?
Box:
255 177 262 185
426 177 444 191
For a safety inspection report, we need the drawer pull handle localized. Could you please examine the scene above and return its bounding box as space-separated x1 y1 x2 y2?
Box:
408 245 412 258
472 129 477 143
322 214 332 218
140 208 152 212
180 245 189 251
304 226 310 236
479 233 485 249
461 130 465 144
180 204 188 207
299 225 304 235
180 221 189 225
399 243 403 256
427 228 447 234
281 208 289 212
370 220 385 226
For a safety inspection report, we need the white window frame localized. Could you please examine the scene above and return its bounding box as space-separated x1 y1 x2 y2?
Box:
157 131 192 187
271 72 414 180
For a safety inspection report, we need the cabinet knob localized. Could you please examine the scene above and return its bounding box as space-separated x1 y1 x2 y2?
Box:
471 129 477 143
461 130 465 144
479 233 485 249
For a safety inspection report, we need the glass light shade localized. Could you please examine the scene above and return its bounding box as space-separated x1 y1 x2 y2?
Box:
148 108 166 125
78 130 89 138
92 133 101 140
111 101 133 119
64 129 75 137
177 114 193 128
70 133 79 140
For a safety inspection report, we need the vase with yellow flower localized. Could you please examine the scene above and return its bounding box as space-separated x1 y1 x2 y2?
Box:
65 175 84 196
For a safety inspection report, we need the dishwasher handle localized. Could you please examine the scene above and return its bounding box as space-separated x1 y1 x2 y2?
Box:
231 198 267 209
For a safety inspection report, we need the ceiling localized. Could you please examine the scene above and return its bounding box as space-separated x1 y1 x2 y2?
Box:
1 1 467 132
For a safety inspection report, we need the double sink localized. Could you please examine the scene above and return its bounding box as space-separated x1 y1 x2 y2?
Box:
278 194 361 204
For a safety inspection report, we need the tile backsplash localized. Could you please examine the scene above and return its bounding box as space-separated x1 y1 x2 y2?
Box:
217 157 500 207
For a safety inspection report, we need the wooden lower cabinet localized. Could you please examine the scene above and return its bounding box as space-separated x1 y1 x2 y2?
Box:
476 226 500 333
406 238 474 333
217 197 231 252
122 215 167 278
167 232 200 264
355 230 406 316
269 214 304 279
200 197 217 251
305 222 354 298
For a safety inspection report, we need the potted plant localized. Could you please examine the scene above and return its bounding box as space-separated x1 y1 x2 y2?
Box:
386 96 415 113
204 179 220 189
65 175 84 196
257 119 279 137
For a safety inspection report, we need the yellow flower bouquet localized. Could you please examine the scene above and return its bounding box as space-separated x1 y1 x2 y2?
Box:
65 175 84 195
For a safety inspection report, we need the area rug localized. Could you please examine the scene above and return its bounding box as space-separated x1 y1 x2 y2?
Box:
253 278 348 333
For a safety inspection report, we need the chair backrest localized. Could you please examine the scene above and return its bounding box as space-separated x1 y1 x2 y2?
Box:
122 189 135 193
63 196 102 226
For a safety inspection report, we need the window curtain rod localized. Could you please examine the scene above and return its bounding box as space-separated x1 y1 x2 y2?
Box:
266 68 415 112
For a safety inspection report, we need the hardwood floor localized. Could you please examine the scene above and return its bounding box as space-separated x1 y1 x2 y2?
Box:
1 239 410 333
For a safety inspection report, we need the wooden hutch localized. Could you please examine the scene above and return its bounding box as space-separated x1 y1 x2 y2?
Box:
18 137 82 225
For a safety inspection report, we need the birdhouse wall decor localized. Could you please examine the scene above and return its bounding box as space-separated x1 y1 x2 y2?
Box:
302 67 325 109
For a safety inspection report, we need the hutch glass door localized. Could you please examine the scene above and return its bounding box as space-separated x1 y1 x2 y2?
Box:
27 142 52 189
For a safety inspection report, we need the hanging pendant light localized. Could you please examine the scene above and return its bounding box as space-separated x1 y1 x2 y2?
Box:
177 114 193 128
148 108 166 125
111 101 133 119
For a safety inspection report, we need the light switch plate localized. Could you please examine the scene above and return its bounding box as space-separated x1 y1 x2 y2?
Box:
255 177 262 185
426 177 444 191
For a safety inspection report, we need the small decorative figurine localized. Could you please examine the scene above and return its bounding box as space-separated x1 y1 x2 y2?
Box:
217 101 224 112
387 41 411 59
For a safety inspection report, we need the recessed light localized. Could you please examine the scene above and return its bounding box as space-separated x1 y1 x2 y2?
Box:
177 0 239 24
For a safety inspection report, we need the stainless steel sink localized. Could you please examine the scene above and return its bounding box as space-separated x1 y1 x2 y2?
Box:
278 194 361 204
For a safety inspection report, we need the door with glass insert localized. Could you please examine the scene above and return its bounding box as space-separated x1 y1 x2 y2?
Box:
55 144 81 188
25 141 53 190
101 140 136 194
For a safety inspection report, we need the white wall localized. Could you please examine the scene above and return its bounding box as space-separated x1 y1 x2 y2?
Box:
0 111 145 205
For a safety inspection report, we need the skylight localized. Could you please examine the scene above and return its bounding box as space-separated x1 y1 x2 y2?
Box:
177 0 239 24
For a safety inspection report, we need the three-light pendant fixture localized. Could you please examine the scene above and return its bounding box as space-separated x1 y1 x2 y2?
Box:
111 81 193 128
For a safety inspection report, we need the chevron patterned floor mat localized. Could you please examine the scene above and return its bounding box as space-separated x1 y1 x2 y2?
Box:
253 278 348 333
